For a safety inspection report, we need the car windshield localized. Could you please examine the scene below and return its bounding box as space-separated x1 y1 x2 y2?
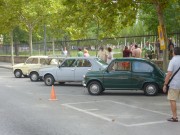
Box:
94 58 108 66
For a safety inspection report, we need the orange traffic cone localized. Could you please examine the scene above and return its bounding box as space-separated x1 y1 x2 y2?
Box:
49 85 58 101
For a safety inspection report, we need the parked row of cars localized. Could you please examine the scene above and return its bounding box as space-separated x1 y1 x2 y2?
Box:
13 56 165 96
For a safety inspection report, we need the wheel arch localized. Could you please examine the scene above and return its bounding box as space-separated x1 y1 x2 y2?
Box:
14 69 22 74
30 71 38 75
44 73 55 80
142 82 160 90
87 79 104 90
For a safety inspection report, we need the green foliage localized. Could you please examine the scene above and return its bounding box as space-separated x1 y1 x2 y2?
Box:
0 0 179 51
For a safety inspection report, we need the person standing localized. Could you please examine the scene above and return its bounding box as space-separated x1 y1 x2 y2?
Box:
123 46 132 57
62 47 68 57
77 48 83 57
106 47 113 64
163 47 180 122
84 49 90 57
97 46 107 62
143 41 153 59
132 44 142 58
168 38 175 60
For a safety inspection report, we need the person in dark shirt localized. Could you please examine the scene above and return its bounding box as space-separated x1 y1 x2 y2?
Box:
168 38 174 60
123 46 132 57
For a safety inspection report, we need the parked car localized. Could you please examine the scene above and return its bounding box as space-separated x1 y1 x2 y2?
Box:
28 57 65 81
13 56 49 78
83 58 165 96
39 57 108 86
13 56 63 78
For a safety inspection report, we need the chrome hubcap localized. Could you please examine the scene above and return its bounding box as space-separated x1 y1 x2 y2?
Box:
90 84 99 94
46 78 52 85
31 74 38 80
147 85 155 94
15 72 20 77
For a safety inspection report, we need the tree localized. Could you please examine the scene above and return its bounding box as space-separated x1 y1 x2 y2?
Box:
17 0 62 55
0 0 21 65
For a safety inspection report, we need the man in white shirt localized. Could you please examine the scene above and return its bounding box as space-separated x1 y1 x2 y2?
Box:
163 47 180 122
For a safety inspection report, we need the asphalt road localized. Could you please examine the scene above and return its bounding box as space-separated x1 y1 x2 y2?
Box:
0 68 180 135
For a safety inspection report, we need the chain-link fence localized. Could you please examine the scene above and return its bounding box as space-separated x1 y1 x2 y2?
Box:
0 33 179 58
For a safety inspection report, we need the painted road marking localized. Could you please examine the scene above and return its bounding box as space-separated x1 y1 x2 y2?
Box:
62 103 127 126
62 100 171 127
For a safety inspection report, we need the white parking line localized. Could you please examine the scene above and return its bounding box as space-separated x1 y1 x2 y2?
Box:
62 100 172 127
109 100 171 117
63 104 112 122
125 120 167 127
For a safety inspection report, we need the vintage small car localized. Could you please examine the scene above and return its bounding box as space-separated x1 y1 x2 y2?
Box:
83 58 165 96
13 56 64 80
39 57 108 86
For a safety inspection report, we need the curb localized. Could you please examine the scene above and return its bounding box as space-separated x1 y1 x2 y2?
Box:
0 66 12 69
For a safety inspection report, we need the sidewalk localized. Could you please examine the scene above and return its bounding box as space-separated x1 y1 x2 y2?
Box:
0 62 13 69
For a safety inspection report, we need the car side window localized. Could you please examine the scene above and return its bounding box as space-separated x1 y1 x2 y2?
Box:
26 58 38 64
108 61 131 72
40 58 48 65
132 61 153 72
75 59 91 67
61 59 75 67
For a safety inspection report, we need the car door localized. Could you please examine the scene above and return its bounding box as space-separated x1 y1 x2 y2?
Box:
74 59 92 81
56 59 76 81
131 61 154 89
103 60 132 89
23 58 40 74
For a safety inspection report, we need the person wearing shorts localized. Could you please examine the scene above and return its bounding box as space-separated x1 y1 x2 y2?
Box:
163 47 180 122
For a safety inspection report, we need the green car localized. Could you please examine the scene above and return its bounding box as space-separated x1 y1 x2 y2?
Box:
83 58 165 96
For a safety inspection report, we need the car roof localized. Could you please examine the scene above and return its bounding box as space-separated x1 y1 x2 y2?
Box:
28 56 65 59
28 56 49 58
64 56 97 60
114 57 149 62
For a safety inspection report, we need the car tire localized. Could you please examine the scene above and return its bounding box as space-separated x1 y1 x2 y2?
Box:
144 83 158 96
14 70 22 78
88 81 103 95
30 72 39 82
44 75 55 86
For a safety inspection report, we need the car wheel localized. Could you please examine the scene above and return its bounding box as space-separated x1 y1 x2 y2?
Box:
30 72 39 82
88 81 103 95
14 70 22 78
44 75 55 86
144 83 158 96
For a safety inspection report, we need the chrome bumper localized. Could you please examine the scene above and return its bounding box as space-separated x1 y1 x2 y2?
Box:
82 81 86 87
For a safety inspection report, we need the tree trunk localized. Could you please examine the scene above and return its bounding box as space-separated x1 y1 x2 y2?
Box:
10 31 14 66
156 3 168 72
52 38 55 55
29 26 33 56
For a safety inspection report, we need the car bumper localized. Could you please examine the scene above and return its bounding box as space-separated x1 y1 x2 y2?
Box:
82 81 86 87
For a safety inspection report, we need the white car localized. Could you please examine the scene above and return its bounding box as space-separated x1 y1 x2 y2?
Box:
39 57 108 86
28 57 64 81
13 56 49 78
13 56 64 78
